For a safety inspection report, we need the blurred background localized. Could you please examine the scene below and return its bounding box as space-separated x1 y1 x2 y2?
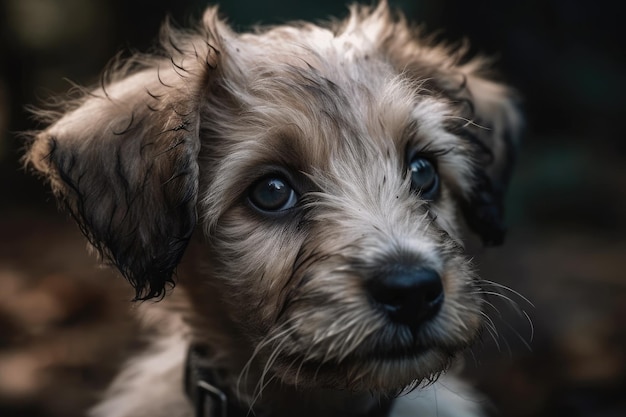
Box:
1 0 624 416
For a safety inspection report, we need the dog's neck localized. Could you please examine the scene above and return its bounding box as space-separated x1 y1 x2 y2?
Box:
184 343 393 417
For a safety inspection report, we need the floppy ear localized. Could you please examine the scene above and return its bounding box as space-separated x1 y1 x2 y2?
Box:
352 2 522 245
436 64 522 246
26 15 222 299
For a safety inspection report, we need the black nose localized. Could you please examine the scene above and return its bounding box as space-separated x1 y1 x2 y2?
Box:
368 267 444 329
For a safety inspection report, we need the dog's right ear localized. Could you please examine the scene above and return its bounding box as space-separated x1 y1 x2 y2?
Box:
25 11 225 300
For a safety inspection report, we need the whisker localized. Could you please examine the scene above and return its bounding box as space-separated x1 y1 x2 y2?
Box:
478 311 499 339
237 319 297 398
474 280 536 353
251 336 292 408
443 115 490 130
475 295 504 318
480 279 535 308
522 309 535 344
499 317 533 352
478 291 524 312
478 311 501 351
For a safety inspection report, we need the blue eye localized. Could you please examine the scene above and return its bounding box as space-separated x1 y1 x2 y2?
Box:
409 157 439 200
249 176 298 212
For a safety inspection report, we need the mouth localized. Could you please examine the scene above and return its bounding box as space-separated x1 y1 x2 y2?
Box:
268 339 461 392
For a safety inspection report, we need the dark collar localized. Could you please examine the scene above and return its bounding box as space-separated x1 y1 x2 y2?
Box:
184 345 245 417
184 345 394 417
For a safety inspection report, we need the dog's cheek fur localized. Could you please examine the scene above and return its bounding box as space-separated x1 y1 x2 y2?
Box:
206 206 308 336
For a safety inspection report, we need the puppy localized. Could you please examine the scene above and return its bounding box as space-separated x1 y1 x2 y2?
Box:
26 2 521 416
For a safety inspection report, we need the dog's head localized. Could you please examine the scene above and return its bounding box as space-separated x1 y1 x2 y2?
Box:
26 3 521 394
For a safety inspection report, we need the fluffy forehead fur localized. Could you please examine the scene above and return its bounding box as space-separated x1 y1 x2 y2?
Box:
25 1 521 400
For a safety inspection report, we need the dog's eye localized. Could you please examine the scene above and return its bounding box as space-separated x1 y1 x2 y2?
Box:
249 176 298 212
409 156 439 200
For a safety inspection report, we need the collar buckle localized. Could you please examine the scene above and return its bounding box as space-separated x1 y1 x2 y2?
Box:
186 345 229 417
194 378 228 417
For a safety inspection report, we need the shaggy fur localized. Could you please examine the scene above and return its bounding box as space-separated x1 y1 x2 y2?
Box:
26 2 521 416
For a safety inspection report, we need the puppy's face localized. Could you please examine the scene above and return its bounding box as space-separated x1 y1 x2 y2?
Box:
26 4 521 394
201 56 482 391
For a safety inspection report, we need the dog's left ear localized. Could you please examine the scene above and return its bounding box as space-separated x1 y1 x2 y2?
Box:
25 16 224 299
352 3 523 245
